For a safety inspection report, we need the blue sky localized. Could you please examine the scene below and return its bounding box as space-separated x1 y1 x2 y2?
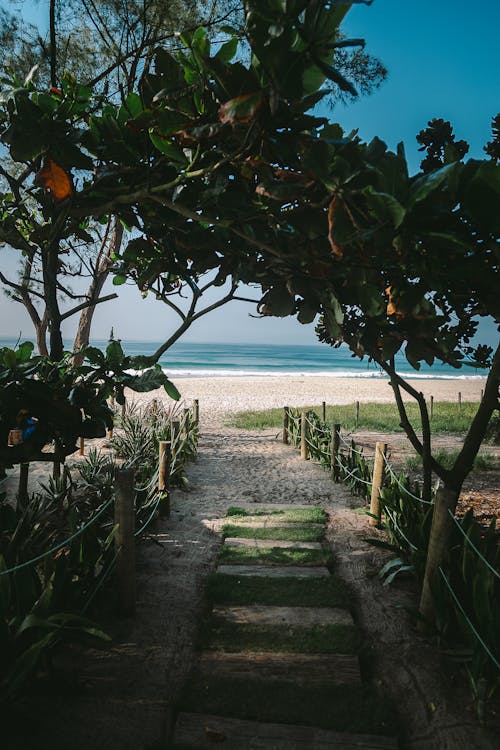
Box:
0 0 498 346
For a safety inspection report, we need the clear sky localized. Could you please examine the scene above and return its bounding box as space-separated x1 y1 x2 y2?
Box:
0 0 498 346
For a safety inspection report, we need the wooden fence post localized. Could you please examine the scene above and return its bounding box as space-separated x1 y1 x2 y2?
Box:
159 440 171 517
300 411 308 460
458 391 462 412
79 436 85 456
369 442 387 526
321 401 326 422
480 388 484 402
430 395 434 420
283 406 290 444
331 423 341 482
114 467 136 615
18 463 29 503
193 399 199 423
355 401 360 427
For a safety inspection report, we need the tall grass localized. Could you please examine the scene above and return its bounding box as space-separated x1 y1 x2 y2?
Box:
228 401 482 435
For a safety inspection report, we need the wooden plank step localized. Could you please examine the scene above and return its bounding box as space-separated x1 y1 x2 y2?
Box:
198 651 360 685
213 605 353 627
174 712 398 749
224 538 323 550
217 565 330 578
223 520 324 528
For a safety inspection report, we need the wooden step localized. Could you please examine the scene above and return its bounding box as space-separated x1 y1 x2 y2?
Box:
173 712 398 749
223 520 324 528
213 605 353 628
198 651 360 685
217 565 329 578
224 538 323 550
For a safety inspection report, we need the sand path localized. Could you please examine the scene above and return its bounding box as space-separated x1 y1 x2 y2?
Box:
6 417 497 750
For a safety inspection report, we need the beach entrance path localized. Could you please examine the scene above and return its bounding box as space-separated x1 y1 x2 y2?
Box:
171 505 399 748
11 422 497 750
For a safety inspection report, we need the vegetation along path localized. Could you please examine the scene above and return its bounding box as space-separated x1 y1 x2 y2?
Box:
8 422 497 749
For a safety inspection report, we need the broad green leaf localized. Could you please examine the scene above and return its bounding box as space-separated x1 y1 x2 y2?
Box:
215 36 238 63
409 161 458 205
163 379 181 401
149 131 188 165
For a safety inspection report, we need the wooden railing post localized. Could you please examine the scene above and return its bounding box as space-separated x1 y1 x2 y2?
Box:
369 442 387 527
79 436 85 456
458 391 462 412
193 399 199 423
430 395 434 420
158 440 171 517
355 400 360 427
321 401 326 422
300 411 308 460
114 467 136 615
283 406 290 444
331 423 341 481
19 463 29 503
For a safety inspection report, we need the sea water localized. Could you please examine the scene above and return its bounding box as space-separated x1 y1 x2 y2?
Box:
0 338 485 380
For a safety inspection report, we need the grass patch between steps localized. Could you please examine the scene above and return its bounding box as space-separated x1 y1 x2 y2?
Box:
201 617 359 654
226 507 327 523
179 675 396 736
219 545 329 567
208 573 349 607
221 524 324 542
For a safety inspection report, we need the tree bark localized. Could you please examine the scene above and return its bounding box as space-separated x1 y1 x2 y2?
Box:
72 220 123 365
418 484 459 629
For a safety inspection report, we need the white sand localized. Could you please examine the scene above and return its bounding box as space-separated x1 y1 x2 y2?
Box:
127 375 485 426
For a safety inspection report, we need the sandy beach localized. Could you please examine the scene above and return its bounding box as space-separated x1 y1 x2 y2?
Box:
127 375 486 426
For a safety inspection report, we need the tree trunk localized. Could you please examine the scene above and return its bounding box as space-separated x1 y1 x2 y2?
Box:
72 220 123 365
43 241 64 361
418 484 459 629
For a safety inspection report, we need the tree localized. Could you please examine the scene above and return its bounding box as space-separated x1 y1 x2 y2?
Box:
0 0 241 357
0 0 385 356
235 116 499 625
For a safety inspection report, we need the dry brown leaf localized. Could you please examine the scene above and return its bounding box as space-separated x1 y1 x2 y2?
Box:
36 158 72 201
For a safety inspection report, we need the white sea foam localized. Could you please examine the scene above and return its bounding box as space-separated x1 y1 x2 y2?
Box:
128 367 486 380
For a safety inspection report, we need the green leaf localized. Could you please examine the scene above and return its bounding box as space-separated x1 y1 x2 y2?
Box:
163 379 181 401
149 131 188 164
409 161 458 205
16 341 34 363
215 36 238 63
363 186 406 229
2 349 17 369
112 274 127 286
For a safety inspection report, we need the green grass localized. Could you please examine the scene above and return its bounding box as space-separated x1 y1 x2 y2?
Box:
219 545 329 567
405 448 500 472
226 507 326 523
179 676 396 736
221 524 324 542
228 400 481 435
208 573 349 608
201 617 360 654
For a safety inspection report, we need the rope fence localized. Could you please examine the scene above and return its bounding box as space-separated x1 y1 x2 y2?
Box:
282 402 500 687
1 398 201 616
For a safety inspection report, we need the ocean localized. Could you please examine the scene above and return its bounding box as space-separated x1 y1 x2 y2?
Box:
0 338 486 380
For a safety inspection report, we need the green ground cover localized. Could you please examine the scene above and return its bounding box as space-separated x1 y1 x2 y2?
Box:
225 507 327 523
221 524 324 542
228 401 480 434
218 545 329 567
179 676 395 735
201 618 360 654
207 573 349 608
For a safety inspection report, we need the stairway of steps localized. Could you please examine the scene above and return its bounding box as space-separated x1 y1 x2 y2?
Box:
171 505 399 750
